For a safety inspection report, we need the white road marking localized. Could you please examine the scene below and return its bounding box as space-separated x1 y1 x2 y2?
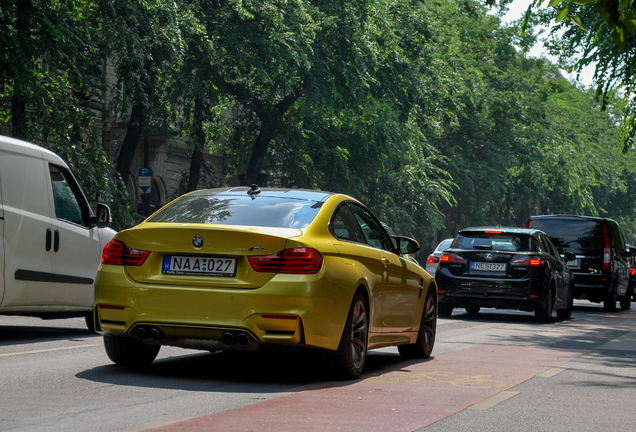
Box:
114 417 194 432
468 391 520 410
537 367 569 378
0 344 99 357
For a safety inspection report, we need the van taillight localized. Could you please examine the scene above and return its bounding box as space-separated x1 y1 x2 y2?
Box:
248 248 323 274
603 223 611 270
102 239 150 266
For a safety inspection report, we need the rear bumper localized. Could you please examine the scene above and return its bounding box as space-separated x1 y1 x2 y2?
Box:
572 273 611 301
94 264 352 351
437 272 547 310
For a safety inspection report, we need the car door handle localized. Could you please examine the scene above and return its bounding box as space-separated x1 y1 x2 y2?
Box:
54 229 59 252
46 228 52 251
382 257 390 268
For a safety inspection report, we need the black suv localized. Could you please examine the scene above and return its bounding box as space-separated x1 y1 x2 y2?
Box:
526 215 633 311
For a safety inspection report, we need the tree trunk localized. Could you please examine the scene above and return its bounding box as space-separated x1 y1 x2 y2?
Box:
11 95 27 140
11 0 31 140
245 115 276 185
244 91 301 185
187 96 205 192
116 103 144 185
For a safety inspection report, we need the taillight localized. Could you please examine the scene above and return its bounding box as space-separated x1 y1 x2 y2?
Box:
631 268 636 276
248 248 323 274
427 255 440 264
440 252 466 263
102 239 150 266
603 223 611 270
525 220 530 228
511 256 544 267
484 230 502 234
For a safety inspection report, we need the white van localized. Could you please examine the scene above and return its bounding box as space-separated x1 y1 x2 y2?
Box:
0 135 116 330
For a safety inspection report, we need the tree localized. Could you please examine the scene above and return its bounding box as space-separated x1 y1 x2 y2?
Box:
505 0 636 148
0 0 130 229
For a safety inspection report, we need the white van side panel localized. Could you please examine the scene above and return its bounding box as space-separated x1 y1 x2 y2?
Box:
0 164 4 304
0 149 56 308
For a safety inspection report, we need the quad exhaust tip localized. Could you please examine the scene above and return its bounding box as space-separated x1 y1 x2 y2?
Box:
222 331 252 346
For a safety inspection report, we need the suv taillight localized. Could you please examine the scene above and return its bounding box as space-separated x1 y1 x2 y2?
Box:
248 248 323 274
427 255 440 264
511 256 544 267
603 223 611 270
102 239 150 266
440 252 466 263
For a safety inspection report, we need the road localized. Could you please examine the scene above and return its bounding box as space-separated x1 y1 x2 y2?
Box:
1 301 634 432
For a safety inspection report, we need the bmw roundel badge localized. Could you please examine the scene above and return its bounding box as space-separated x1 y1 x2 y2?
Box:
193 235 204 248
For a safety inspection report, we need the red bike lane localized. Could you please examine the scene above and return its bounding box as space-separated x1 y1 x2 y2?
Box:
147 344 583 432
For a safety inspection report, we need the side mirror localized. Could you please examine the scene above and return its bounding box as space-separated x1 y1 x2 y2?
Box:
563 251 576 263
393 236 421 254
93 203 112 228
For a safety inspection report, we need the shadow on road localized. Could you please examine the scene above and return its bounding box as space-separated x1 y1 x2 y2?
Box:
76 345 429 393
0 323 96 347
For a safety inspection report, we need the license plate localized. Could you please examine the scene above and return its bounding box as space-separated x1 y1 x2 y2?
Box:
162 255 237 277
566 259 579 269
471 262 506 272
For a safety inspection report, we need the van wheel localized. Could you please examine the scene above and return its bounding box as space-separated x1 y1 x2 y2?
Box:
604 285 617 311
84 311 96 333
103 336 160 366
398 288 436 359
465 306 480 315
329 292 368 380
438 304 453 317
620 292 631 310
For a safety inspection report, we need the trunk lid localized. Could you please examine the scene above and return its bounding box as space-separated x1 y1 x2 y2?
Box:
120 223 302 288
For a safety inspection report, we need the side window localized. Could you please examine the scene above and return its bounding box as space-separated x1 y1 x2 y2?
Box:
541 235 559 259
330 204 366 244
609 222 625 258
348 204 393 251
49 165 89 227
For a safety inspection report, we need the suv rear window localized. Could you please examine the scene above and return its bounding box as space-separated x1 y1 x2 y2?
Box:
453 232 534 252
528 218 603 254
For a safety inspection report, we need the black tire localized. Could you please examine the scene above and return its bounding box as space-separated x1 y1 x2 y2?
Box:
465 306 480 315
535 288 554 322
399 288 436 359
604 285 617 311
330 291 368 380
556 284 574 319
620 291 631 310
438 303 453 318
103 336 160 367
84 310 96 333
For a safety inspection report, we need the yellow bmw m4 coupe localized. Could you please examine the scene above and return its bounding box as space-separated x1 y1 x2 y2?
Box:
94 186 437 379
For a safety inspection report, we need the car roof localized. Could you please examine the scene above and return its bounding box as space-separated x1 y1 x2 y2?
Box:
459 227 544 236
188 186 336 202
528 214 616 223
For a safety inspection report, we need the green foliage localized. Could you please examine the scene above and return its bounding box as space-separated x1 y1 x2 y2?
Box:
2 0 635 247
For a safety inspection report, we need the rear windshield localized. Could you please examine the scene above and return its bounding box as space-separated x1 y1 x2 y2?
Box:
146 194 322 228
528 218 602 254
453 232 534 252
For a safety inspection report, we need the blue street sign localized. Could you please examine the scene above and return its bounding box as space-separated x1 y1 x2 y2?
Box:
139 168 152 194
